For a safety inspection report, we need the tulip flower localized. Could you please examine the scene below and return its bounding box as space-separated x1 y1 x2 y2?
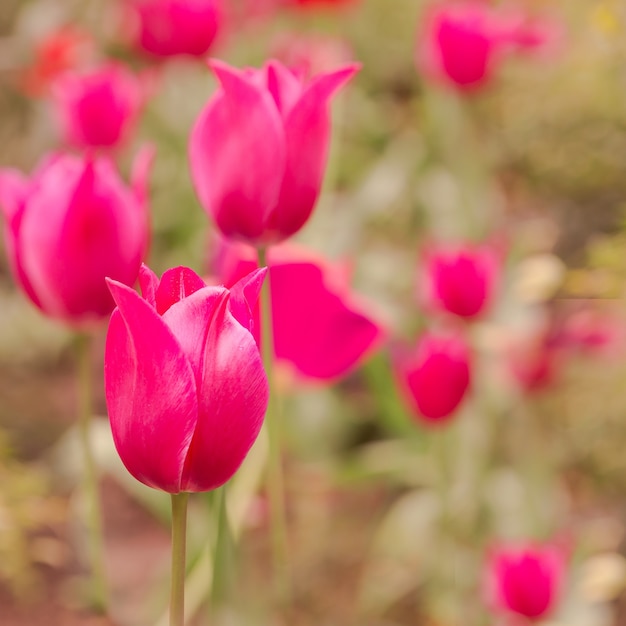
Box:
0 150 152 326
190 59 358 246
104 264 269 493
212 239 383 382
485 540 567 620
420 241 500 320
51 63 145 149
416 0 552 91
394 329 471 423
128 0 221 58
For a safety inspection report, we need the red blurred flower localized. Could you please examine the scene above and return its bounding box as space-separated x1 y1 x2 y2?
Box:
420 241 500 320
127 0 221 58
105 264 268 493
20 27 92 96
394 328 471 424
0 149 152 326
212 239 384 383
189 58 358 246
416 0 556 92
485 540 567 620
51 62 145 150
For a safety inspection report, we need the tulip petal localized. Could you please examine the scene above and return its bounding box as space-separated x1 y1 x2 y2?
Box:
105 279 198 492
138 263 159 308
131 143 156 209
268 64 359 239
156 265 207 315
189 60 286 242
271 261 381 380
179 298 268 492
228 266 266 335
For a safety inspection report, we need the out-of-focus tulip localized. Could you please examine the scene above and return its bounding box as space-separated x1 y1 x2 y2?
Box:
420 242 500 320
190 59 358 246
213 239 383 382
0 150 152 326
486 541 567 620
416 0 553 91
20 27 92 96
105 264 268 493
51 63 144 149
394 329 471 424
272 33 353 77
128 0 221 58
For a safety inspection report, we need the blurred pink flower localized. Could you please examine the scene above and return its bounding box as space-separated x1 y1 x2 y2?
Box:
128 0 221 58
51 63 145 150
416 0 557 91
189 58 358 246
420 241 500 320
212 239 384 383
105 264 268 493
394 328 471 424
485 540 567 620
0 150 152 326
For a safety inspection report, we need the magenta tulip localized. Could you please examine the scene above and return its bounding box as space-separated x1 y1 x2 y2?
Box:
190 59 358 246
128 0 221 58
486 541 567 620
105 264 269 493
420 242 500 320
0 151 151 326
394 329 471 424
416 0 552 91
212 239 383 382
51 62 144 149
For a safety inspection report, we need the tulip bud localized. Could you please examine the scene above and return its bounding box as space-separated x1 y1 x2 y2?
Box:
420 242 500 320
416 0 554 91
485 541 567 620
0 150 152 326
51 63 144 149
128 0 221 58
189 59 359 246
105 264 268 493
394 329 471 424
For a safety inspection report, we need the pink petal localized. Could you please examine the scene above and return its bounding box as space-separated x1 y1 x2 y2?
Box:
138 263 159 307
105 279 198 492
265 60 304 117
170 292 268 491
156 265 207 314
131 143 156 208
267 64 358 240
228 266 267 335
271 261 381 380
189 60 286 243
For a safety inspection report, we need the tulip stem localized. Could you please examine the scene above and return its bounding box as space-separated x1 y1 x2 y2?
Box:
170 492 189 626
257 247 291 604
76 332 108 613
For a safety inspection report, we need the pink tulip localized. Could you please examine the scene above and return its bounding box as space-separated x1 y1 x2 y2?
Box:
51 63 144 149
190 59 358 246
420 241 500 320
128 0 221 58
105 264 268 493
486 541 567 620
212 239 384 382
0 150 152 326
416 0 552 91
394 329 471 424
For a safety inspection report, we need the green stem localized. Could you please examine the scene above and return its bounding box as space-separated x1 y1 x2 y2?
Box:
170 492 189 626
257 247 291 603
76 332 107 613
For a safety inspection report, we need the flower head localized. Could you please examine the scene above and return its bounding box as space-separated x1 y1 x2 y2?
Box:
190 58 358 246
105 264 268 493
0 150 152 326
